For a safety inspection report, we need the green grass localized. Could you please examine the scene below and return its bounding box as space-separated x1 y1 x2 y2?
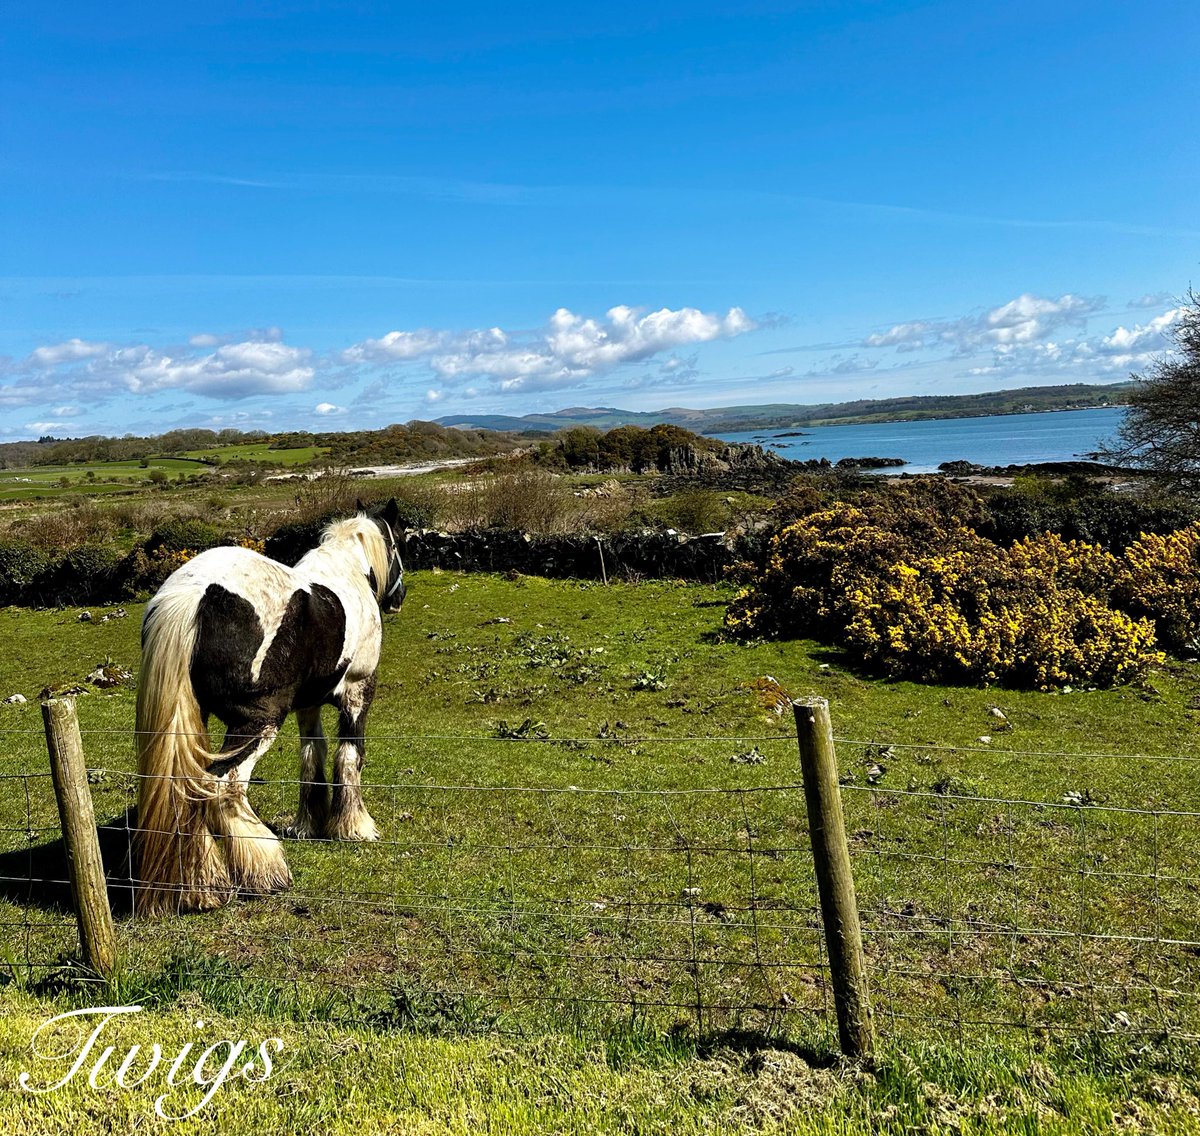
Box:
0 445 322 502
4 573 1200 1130
0 458 208 500
181 443 327 465
2 986 1197 1133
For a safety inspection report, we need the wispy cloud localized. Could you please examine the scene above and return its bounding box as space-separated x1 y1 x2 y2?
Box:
134 170 540 204
127 171 1200 240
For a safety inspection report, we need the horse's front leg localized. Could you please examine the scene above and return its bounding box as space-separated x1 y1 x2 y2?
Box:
287 705 330 839
327 677 379 841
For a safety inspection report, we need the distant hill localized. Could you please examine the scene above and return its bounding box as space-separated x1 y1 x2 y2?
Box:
436 382 1134 435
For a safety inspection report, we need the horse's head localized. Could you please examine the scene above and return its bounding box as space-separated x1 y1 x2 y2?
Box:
363 497 407 613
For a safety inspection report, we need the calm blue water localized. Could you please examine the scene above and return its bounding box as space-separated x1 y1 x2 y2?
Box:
716 406 1126 474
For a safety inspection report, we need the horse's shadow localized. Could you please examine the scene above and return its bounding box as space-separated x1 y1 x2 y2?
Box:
0 809 138 919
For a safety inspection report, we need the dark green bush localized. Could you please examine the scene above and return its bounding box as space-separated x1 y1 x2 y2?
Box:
0 541 49 604
30 545 123 606
145 518 224 555
980 479 1200 550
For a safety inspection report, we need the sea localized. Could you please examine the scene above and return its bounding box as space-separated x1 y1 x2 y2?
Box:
713 405 1126 474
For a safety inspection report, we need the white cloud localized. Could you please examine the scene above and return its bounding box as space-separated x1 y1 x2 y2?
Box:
28 338 109 366
424 389 444 403
965 306 1181 378
338 304 756 395
1098 309 1180 355
1130 291 1174 309
865 293 1104 354
830 354 880 375
0 383 48 408
341 329 446 364
24 420 70 433
982 293 1097 345
864 321 935 351
115 340 314 398
428 305 755 392
4 301 757 415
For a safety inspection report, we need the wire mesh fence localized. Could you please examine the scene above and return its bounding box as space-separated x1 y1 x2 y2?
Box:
4 718 1200 1045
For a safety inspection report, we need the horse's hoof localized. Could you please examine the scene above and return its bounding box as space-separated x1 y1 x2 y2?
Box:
137 884 233 919
237 871 293 899
325 812 379 842
284 817 324 840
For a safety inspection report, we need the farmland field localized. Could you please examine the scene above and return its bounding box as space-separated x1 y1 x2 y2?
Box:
3 573 1200 1131
0 458 209 500
0 446 327 502
181 443 327 465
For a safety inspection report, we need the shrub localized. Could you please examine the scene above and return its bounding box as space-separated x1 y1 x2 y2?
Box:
574 479 636 533
727 495 1163 690
1118 524 1200 653
11 500 116 553
0 542 49 604
30 545 123 606
145 518 223 555
727 482 985 641
456 471 575 533
389 482 449 530
980 479 1200 550
841 535 1157 689
660 488 728 534
291 468 362 524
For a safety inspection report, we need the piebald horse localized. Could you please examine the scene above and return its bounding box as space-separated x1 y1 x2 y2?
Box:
134 500 406 917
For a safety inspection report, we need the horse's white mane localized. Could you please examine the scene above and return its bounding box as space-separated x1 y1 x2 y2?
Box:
321 514 389 600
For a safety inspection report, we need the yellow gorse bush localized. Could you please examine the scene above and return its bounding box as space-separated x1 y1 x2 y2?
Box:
1118 522 1200 653
726 495 1172 690
155 546 195 570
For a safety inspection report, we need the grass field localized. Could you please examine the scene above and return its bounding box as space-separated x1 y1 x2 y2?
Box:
3 573 1200 1131
181 443 327 465
0 458 210 500
0 446 324 502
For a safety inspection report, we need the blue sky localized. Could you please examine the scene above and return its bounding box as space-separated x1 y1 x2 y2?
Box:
1 1 1196 439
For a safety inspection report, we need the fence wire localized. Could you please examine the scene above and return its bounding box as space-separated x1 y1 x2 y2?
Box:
3 725 1200 1044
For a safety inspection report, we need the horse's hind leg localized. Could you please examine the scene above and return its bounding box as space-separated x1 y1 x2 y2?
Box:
207 721 293 896
327 677 379 841
287 705 329 839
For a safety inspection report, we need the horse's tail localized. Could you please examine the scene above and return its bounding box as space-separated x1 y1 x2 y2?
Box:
134 588 230 917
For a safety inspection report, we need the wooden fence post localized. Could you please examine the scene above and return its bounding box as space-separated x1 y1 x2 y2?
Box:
42 696 117 981
792 695 874 1059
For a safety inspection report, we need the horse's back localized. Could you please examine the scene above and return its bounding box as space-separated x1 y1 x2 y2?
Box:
148 546 350 721
151 545 295 607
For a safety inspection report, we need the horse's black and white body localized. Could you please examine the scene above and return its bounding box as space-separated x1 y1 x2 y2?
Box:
134 501 405 917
